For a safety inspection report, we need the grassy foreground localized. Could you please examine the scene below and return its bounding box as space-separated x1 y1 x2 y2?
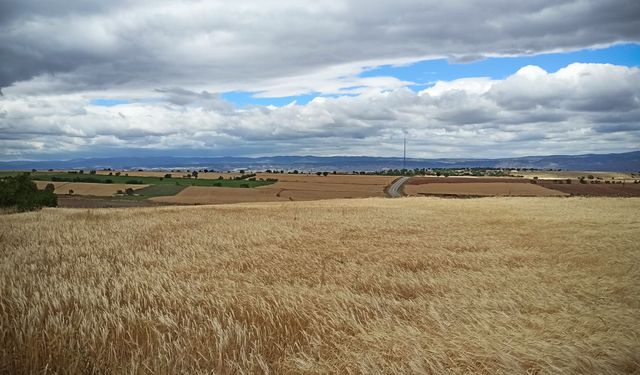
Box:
1 197 639 374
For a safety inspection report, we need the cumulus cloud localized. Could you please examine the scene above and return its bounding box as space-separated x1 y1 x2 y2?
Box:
1 0 639 95
1 63 638 159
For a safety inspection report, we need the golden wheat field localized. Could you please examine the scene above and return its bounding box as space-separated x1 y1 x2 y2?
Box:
1 197 639 374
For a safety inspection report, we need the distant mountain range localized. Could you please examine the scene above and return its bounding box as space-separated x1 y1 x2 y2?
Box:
0 151 638 172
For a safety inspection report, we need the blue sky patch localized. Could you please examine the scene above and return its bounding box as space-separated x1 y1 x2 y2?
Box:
360 43 640 85
90 98 131 107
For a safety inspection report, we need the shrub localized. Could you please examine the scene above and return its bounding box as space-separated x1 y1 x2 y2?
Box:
125 188 135 195
164 174 172 178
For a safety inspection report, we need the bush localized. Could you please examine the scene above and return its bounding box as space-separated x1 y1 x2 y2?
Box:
125 188 135 195
164 174 172 178
0 175 57 211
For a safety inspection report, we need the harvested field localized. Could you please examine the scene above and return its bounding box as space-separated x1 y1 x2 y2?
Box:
271 181 388 193
408 176 529 184
539 181 640 197
405 182 568 197
150 185 287 205
515 170 634 180
96 170 243 179
151 175 395 204
256 173 397 185
34 181 148 196
1 197 639 374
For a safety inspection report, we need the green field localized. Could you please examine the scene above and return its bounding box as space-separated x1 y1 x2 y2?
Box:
1 171 275 188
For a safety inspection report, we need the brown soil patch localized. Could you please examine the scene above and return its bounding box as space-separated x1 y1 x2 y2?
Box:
408 177 529 184
405 182 568 197
538 182 640 197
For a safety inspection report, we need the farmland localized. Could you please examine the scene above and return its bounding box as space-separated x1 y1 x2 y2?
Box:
34 181 150 196
405 182 568 197
1 197 639 373
24 171 273 188
4 170 640 207
150 174 397 205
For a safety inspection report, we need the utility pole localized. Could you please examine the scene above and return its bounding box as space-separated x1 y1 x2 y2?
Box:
403 136 406 169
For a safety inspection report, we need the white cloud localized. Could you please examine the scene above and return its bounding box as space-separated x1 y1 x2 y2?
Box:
1 63 638 159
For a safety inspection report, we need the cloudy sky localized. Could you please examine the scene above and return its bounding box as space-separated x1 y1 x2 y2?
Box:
1 0 639 160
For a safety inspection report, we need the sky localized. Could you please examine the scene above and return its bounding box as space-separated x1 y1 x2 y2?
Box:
1 0 639 160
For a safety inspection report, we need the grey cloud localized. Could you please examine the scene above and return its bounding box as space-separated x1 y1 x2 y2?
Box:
1 0 639 94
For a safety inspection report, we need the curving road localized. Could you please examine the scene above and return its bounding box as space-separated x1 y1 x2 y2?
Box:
387 176 410 198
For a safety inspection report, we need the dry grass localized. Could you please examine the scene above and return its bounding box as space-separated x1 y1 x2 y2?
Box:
34 181 148 196
405 182 568 197
1 197 639 374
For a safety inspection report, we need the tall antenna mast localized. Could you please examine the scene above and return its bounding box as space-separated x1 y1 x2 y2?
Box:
403 136 406 169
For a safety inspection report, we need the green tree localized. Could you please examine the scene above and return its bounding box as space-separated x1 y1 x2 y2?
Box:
0 174 57 211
